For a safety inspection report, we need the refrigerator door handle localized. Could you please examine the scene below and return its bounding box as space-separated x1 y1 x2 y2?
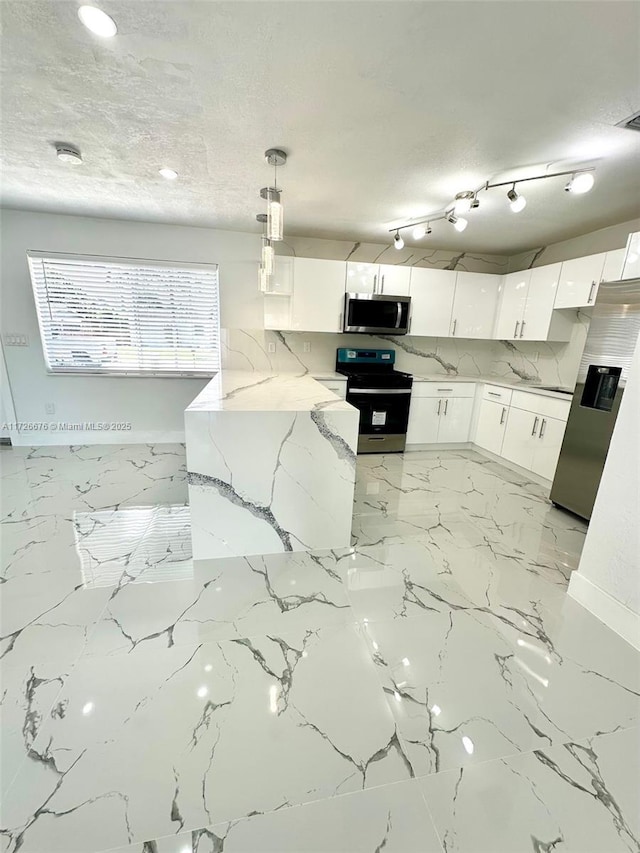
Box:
531 416 539 436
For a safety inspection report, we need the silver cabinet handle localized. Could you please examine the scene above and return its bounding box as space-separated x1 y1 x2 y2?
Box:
437 388 453 392
539 418 546 439
587 281 596 303
488 391 501 397
500 407 506 425
520 320 525 338
381 275 385 293
452 319 457 336
349 388 411 395
531 416 539 436
444 399 448 416
373 274 378 294
514 320 519 338
437 399 442 415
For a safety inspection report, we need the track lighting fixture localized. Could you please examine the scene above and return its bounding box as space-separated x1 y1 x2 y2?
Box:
453 191 474 216
507 184 527 213
565 171 595 194
387 164 595 245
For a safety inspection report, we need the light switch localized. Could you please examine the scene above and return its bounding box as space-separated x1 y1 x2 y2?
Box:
3 333 29 347
303 342 311 353
267 342 276 353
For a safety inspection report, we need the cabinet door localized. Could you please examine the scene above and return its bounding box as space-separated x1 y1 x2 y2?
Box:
290 258 346 332
346 262 378 294
601 248 626 283
521 262 562 340
531 415 567 480
474 399 508 455
554 253 606 308
408 268 456 337
437 396 473 443
451 272 501 338
378 264 411 296
406 397 440 445
501 406 537 470
494 271 529 340
622 233 640 281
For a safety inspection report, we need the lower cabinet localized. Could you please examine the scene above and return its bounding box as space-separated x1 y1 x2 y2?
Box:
474 398 509 455
407 390 474 445
501 406 567 480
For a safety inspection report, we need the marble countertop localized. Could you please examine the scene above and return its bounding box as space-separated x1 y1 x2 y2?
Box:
186 371 354 413
310 371 574 401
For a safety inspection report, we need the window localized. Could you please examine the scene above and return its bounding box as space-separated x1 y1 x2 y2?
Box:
27 252 221 376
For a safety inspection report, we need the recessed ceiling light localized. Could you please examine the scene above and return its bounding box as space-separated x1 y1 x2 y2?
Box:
159 168 178 180
56 144 83 164
77 6 117 38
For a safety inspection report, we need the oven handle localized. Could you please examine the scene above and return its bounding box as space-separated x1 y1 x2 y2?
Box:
348 388 412 395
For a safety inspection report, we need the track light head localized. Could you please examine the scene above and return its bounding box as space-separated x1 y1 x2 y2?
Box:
565 171 595 194
447 213 468 232
394 231 405 250
507 185 527 213
412 225 426 240
470 196 480 209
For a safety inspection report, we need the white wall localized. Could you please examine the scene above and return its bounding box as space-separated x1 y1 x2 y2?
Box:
568 331 640 650
0 209 262 443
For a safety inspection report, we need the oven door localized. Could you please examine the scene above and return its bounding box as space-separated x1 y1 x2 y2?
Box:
346 386 412 453
343 293 411 335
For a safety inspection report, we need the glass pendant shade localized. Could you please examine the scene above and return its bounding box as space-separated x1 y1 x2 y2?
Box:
262 240 274 275
258 264 270 293
267 199 284 241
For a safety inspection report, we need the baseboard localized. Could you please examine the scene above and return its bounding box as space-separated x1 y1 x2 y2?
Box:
471 446 553 489
568 572 640 651
9 430 186 446
405 441 474 452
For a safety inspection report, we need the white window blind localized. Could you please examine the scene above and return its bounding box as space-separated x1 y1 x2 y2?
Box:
27 252 221 376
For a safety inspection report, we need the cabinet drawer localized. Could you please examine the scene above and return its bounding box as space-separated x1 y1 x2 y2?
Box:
482 384 513 405
317 380 347 400
510 390 571 421
412 382 476 398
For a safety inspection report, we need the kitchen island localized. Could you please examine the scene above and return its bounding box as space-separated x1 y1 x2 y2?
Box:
185 372 359 559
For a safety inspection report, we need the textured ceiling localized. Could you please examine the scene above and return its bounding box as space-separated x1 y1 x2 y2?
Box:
1 0 640 253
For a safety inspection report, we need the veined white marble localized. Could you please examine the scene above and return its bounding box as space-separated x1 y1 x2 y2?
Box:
185 372 358 559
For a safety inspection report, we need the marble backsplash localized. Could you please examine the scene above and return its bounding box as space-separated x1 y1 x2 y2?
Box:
221 313 588 389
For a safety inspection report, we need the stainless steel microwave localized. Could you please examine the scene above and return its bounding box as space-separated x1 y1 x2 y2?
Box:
343 293 411 335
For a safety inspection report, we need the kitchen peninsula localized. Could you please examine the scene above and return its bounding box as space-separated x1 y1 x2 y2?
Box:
185 371 359 559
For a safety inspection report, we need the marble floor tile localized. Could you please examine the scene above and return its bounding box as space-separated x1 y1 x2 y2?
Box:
103 780 442 853
357 597 640 776
83 549 352 656
420 727 640 853
1 626 414 852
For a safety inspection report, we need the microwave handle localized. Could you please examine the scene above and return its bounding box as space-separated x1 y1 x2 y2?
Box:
395 301 403 328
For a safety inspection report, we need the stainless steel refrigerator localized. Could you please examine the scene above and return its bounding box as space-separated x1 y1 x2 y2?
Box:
551 278 640 520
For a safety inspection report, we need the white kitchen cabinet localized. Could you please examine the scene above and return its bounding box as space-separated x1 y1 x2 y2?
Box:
554 253 606 308
289 258 345 332
474 398 509 455
407 385 473 445
408 268 456 336
438 396 473 442
494 264 571 341
406 397 440 444
501 406 539 471
601 248 626 283
531 415 567 480
315 378 347 400
450 272 500 338
377 264 411 295
345 262 410 295
622 233 640 280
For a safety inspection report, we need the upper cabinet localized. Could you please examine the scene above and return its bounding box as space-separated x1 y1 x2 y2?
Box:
345 262 411 296
495 263 571 341
622 233 640 280
601 248 626 282
289 258 346 333
450 272 501 339
408 268 456 336
554 252 605 308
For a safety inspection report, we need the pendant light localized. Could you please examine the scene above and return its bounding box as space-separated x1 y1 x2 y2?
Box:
261 237 274 275
261 149 287 241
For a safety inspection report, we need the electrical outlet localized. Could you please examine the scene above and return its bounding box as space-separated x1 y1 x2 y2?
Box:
267 342 276 354
303 342 311 353
532 351 540 363
45 402 56 415
3 333 29 347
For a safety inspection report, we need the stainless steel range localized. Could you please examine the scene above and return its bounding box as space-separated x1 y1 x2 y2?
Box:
336 347 413 453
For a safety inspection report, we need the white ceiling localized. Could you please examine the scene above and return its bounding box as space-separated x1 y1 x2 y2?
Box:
2 0 640 254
